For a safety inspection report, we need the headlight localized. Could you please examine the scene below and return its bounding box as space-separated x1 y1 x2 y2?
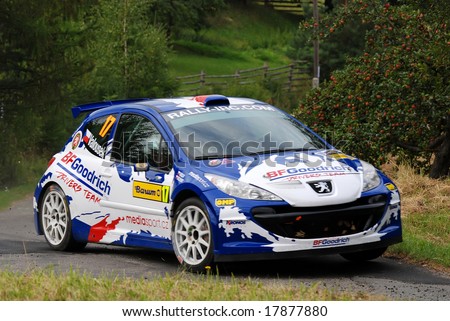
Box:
361 160 381 191
205 173 281 201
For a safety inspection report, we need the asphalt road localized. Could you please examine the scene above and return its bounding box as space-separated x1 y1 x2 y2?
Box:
1 196 449 300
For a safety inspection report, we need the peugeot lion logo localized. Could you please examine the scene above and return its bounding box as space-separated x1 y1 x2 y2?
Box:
308 181 332 194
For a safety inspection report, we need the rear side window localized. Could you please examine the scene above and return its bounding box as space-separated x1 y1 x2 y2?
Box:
83 115 117 159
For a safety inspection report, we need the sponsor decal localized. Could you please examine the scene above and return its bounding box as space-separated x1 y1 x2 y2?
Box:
125 214 169 229
215 198 236 207
164 104 276 120
188 171 209 188
175 171 185 183
59 151 111 196
264 165 354 181
56 171 100 202
83 129 106 158
327 152 355 160
133 181 170 203
56 171 82 193
313 237 350 247
226 220 246 225
385 183 396 191
208 159 235 167
83 190 101 203
308 180 333 194
99 115 116 138
284 172 346 182
208 159 222 167
71 131 82 150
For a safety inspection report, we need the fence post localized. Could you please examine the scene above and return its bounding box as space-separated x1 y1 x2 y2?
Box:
288 62 294 92
200 70 205 89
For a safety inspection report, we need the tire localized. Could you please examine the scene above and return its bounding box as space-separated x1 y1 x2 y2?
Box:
172 198 214 272
340 246 387 262
39 184 87 251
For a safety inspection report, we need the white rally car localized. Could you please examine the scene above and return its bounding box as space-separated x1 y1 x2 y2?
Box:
34 95 402 271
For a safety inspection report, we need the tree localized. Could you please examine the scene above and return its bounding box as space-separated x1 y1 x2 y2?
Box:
0 0 91 185
288 0 369 82
147 0 226 38
296 0 450 178
78 0 176 101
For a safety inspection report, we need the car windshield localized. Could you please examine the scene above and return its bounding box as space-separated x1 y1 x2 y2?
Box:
163 105 327 159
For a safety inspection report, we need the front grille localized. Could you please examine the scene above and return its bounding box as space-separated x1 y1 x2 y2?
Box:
251 195 387 239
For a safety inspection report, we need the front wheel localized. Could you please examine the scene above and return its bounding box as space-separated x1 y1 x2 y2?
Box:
40 184 86 251
172 198 214 272
340 247 387 262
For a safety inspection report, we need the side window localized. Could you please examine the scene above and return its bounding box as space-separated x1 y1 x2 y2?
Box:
111 114 172 171
84 114 117 159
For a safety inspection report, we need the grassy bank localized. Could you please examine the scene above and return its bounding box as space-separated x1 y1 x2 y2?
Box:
169 2 298 76
382 163 450 270
0 269 383 301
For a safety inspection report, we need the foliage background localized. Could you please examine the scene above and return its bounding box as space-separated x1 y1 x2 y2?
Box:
1 0 449 187
295 0 450 178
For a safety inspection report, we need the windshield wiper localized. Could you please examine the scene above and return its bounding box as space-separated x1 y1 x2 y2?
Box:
243 147 317 156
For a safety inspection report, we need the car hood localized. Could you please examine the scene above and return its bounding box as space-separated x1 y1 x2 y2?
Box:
196 150 364 207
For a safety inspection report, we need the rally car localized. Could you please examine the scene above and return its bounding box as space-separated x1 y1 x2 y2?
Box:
34 94 402 271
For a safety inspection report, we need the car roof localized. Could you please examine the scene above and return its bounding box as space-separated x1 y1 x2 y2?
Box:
72 95 267 119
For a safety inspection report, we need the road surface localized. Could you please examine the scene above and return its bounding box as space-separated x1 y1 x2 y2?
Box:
1 196 449 300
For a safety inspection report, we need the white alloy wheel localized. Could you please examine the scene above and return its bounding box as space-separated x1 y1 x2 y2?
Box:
40 185 86 251
173 199 213 271
42 188 69 246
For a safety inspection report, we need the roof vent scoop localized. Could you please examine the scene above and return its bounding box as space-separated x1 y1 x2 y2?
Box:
194 95 230 107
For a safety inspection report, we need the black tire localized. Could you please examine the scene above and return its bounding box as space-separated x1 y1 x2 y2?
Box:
172 198 214 272
39 184 87 251
340 247 387 262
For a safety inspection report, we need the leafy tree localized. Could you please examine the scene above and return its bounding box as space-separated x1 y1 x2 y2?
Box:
296 0 450 178
79 0 176 101
288 1 369 82
148 0 226 38
0 0 90 185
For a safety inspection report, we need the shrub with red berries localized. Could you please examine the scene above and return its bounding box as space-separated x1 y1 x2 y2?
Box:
296 0 450 178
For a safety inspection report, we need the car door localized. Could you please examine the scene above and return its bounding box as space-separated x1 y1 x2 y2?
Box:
100 112 174 248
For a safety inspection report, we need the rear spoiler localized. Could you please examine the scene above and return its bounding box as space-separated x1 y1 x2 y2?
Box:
71 98 150 118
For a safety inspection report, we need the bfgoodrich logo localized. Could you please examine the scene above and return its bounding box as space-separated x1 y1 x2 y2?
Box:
308 181 332 194
313 237 350 247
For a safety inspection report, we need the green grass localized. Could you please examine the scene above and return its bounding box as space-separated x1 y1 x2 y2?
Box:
388 209 450 267
0 269 384 301
169 2 298 76
0 183 36 211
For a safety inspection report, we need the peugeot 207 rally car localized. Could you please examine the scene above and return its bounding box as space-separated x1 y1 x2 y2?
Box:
34 95 402 271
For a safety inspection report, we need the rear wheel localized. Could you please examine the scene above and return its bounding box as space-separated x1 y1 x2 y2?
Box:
340 247 387 262
172 198 214 272
40 184 86 251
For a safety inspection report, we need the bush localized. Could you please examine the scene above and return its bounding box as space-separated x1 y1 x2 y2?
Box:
296 0 450 178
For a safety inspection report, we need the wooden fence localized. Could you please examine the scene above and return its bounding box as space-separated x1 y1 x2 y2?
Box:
176 61 310 96
250 0 326 16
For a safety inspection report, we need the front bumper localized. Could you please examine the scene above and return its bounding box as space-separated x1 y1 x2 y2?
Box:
203 182 402 262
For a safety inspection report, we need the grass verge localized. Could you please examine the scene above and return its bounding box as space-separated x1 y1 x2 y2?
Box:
0 183 36 211
382 163 450 271
0 269 384 301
